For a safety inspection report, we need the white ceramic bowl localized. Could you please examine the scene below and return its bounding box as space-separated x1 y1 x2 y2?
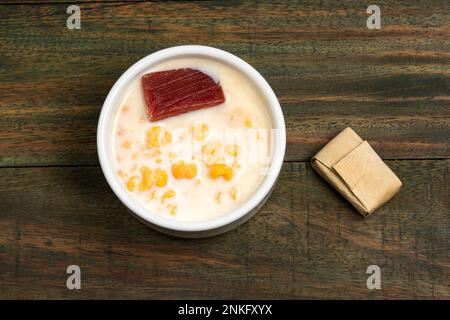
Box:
97 45 286 238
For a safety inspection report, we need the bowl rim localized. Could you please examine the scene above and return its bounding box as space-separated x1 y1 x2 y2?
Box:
97 45 286 232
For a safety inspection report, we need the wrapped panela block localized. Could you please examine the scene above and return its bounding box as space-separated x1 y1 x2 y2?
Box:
311 127 402 216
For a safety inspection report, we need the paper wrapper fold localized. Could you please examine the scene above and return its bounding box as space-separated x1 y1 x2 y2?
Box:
311 127 402 216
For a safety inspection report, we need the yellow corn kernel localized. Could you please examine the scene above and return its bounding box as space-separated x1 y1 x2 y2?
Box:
126 176 138 192
208 164 234 181
229 186 241 201
171 161 197 179
121 140 132 149
138 182 146 192
154 169 168 187
202 142 221 157
169 152 178 159
156 158 162 163
167 204 178 216
192 123 209 141
202 144 214 156
146 126 171 149
151 148 162 158
146 126 161 148
162 131 172 146
148 190 156 201
244 118 254 128
140 166 148 174
225 144 239 157
117 170 127 180
214 156 225 164
138 166 153 191
161 189 176 202
144 149 162 159
215 192 222 204
202 142 224 165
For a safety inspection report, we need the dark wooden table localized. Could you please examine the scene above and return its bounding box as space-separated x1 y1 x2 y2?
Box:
0 0 449 299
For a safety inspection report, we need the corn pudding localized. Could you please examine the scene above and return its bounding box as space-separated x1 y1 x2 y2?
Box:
112 57 273 221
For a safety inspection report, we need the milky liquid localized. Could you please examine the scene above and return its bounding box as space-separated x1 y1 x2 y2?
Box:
112 57 273 221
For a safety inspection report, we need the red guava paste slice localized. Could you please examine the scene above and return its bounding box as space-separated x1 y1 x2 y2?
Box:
142 68 225 121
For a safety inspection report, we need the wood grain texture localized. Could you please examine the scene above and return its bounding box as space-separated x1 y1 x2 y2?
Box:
0 0 143 4
0 0 449 300
0 0 449 166
0 160 448 299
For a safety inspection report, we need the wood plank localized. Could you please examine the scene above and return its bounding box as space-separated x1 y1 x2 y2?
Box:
0 160 448 299
0 1 449 166
0 0 143 4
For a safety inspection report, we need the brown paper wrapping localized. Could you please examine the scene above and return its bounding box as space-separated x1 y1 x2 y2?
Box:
311 127 402 216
